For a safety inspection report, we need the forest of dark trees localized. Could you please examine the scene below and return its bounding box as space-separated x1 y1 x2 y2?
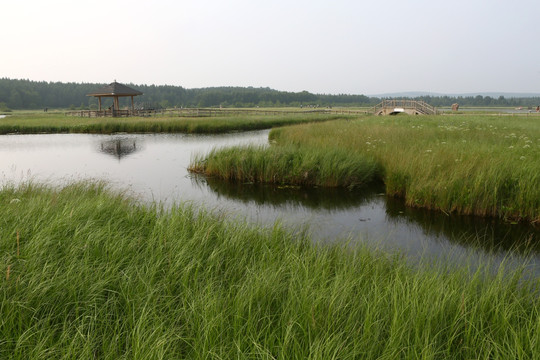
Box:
1 78 539 111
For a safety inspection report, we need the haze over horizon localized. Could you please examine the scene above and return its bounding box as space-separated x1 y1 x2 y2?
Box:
2 0 539 96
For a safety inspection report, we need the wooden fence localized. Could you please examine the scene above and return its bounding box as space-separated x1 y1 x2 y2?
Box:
65 108 370 118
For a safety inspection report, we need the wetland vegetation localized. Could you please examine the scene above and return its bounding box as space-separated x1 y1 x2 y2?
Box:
1 110 539 358
190 144 381 188
1 183 539 359
190 114 540 223
0 111 351 135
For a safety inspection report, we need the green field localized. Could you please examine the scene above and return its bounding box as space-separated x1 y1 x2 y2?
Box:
1 182 539 359
190 114 540 223
0 111 353 135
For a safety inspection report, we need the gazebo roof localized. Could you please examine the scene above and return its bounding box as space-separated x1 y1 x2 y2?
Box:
87 81 143 97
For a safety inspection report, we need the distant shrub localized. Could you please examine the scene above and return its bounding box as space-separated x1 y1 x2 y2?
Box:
0 102 12 112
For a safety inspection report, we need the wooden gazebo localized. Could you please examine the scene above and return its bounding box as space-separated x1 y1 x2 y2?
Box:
87 81 143 114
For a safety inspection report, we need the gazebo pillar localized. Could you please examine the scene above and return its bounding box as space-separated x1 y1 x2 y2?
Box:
98 96 102 111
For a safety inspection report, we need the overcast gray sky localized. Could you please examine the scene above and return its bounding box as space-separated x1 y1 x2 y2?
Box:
2 0 539 95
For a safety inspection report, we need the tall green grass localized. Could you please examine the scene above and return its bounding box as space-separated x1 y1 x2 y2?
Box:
0 112 351 134
190 145 380 188
1 182 539 358
191 115 540 223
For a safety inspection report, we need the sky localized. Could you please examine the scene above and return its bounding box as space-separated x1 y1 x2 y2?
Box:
2 0 539 95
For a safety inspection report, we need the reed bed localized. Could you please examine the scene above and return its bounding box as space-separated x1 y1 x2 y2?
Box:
1 182 539 358
191 115 540 223
190 145 381 188
0 113 351 135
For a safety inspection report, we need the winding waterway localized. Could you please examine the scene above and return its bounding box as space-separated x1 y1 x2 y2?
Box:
1 131 539 275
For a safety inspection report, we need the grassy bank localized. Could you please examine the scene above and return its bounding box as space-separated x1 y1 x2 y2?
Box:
1 183 539 358
190 145 381 188
190 115 540 223
0 112 351 135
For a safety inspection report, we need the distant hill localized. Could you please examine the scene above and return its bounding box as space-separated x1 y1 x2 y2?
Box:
370 91 540 98
456 92 540 98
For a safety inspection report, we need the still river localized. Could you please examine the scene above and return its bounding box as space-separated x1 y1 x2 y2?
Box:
1 131 539 275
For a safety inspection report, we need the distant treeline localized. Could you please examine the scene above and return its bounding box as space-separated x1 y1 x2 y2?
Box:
1 78 540 110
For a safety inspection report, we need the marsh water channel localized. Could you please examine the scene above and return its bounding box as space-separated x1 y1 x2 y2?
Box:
1 130 539 276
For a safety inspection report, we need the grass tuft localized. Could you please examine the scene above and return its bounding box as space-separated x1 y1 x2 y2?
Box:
190 144 380 188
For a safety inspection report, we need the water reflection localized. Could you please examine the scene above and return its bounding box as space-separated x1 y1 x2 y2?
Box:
384 197 539 256
99 137 142 159
196 175 540 257
193 176 386 210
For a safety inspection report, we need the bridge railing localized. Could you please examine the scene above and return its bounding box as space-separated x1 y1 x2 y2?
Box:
370 100 437 115
412 100 437 115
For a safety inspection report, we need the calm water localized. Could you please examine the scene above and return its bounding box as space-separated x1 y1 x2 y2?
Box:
1 132 539 274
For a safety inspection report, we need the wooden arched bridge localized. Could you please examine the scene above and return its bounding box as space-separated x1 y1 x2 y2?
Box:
371 100 437 115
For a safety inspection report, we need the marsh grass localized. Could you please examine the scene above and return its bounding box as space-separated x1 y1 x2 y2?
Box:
190 144 381 188
191 115 540 223
1 182 539 358
0 112 351 135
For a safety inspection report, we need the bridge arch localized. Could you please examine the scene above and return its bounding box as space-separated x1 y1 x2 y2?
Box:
371 100 437 115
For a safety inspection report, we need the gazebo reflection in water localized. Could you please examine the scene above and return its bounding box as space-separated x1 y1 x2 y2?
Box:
99 137 141 160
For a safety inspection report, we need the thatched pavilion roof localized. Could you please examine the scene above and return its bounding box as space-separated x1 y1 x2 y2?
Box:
87 81 143 97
